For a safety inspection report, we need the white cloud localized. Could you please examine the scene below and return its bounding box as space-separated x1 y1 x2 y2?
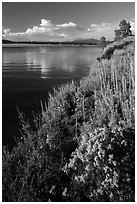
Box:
130 21 135 34
3 28 11 34
58 33 68 38
2 19 78 41
26 26 51 35
90 22 115 31
40 19 52 27
90 24 98 28
56 22 76 27
2 18 135 41
87 22 118 40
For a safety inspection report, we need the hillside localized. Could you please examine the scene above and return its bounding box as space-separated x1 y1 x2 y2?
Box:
73 38 112 45
3 37 135 202
2 39 15 44
101 36 135 59
72 38 100 44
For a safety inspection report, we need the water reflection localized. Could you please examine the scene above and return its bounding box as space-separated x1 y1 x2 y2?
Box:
2 46 101 147
25 47 79 78
25 49 53 78
3 47 101 80
28 47 101 78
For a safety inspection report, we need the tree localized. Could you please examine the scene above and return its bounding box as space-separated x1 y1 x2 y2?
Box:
100 36 106 50
114 19 132 41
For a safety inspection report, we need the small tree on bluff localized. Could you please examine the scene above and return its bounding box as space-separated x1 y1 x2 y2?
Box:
99 36 106 50
114 19 132 41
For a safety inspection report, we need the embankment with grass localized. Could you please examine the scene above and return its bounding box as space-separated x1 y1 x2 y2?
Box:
2 37 135 202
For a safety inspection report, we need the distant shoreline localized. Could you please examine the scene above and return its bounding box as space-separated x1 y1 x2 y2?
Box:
2 43 99 48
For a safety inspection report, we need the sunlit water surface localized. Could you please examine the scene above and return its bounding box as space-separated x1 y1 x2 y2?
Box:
2 46 101 147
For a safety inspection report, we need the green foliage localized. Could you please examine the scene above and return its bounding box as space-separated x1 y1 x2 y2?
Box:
2 38 135 201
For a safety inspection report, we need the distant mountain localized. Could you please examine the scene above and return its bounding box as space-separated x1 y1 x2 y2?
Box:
72 38 100 45
73 38 113 45
2 38 113 46
2 39 15 44
2 38 100 45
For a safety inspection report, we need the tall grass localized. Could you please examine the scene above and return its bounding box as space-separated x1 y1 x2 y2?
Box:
94 44 135 127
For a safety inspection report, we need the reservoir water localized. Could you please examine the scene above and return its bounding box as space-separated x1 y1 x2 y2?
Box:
2 46 101 147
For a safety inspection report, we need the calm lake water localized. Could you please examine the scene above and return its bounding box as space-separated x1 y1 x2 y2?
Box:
2 46 101 147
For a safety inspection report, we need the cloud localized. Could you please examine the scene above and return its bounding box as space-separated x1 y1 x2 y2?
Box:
2 18 135 41
58 33 68 38
56 22 76 27
2 19 78 41
40 19 52 27
90 24 98 28
87 22 118 39
90 22 116 32
26 26 51 35
130 21 135 34
3 28 11 34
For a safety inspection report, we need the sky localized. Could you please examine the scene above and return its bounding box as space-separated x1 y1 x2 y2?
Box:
2 2 135 41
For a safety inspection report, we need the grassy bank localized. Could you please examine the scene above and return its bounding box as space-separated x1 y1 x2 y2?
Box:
100 36 134 59
3 37 135 201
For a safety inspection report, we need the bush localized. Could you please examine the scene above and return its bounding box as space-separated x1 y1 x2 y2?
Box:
64 122 135 201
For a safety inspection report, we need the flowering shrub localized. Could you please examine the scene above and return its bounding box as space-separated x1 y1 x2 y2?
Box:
64 122 135 201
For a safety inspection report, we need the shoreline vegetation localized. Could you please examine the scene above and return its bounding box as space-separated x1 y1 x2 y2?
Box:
2 43 99 48
2 36 135 201
2 38 112 48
